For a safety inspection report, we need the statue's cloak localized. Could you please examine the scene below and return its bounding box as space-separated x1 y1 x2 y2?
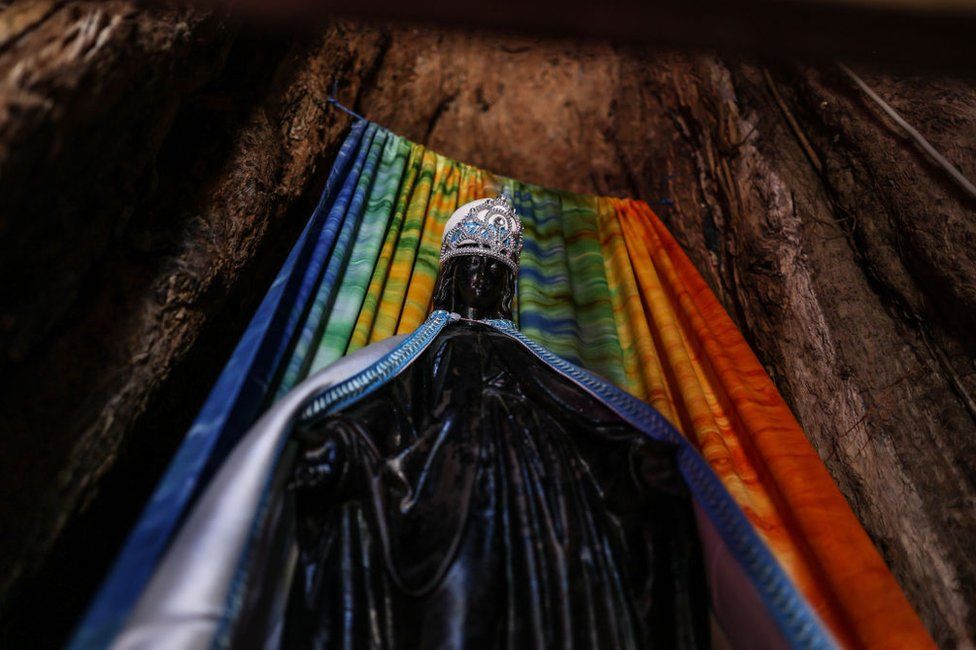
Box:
111 310 836 650
282 318 707 649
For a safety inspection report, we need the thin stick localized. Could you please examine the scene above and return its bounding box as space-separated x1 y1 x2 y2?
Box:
838 62 976 201
763 67 824 175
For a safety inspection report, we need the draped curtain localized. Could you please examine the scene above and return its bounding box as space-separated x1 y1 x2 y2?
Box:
73 120 930 649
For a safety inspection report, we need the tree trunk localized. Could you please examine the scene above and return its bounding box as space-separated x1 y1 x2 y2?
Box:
1 3 973 647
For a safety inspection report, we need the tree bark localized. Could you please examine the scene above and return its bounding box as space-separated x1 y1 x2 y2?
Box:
1 4 973 647
0 5 388 645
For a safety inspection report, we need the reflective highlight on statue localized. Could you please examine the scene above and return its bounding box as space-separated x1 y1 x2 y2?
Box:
280 195 710 648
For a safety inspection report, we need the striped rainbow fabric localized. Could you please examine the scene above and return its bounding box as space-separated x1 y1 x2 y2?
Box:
72 120 933 649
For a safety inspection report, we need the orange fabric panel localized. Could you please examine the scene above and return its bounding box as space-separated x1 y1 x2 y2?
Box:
614 199 932 649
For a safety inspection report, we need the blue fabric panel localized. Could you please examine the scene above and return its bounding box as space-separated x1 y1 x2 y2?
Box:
274 125 386 396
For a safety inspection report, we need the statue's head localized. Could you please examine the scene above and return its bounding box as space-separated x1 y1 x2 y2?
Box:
431 193 522 320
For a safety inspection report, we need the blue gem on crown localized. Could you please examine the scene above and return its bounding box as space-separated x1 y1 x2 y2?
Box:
439 193 523 274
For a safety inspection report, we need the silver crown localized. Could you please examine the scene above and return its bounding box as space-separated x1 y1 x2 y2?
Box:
439 193 523 274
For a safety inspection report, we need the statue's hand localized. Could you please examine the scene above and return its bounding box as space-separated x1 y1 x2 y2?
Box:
289 418 376 504
288 427 359 544
290 428 347 491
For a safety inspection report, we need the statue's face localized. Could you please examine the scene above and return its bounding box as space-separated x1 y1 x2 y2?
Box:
455 254 510 313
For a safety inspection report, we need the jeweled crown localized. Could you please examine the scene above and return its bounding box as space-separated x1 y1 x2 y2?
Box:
439 193 523 274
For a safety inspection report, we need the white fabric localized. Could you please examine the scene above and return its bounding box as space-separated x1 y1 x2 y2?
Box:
440 198 488 246
112 335 409 650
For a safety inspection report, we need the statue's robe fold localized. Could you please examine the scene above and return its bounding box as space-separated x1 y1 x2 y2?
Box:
112 311 837 650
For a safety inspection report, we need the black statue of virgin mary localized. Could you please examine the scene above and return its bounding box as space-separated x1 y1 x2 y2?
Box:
278 195 710 649
110 194 835 650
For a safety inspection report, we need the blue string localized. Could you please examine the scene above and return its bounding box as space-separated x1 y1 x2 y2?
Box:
328 96 367 122
328 78 368 122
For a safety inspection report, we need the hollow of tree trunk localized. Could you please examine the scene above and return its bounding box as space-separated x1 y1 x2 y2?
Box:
1 3 973 647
